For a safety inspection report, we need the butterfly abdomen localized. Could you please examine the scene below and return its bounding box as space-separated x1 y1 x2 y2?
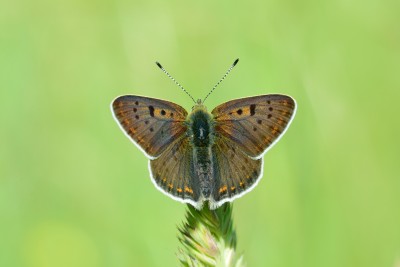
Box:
193 147 213 198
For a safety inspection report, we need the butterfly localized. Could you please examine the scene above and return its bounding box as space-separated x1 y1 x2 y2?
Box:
111 59 296 209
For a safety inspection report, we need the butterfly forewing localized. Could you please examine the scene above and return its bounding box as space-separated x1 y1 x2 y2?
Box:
212 95 296 159
112 95 188 158
211 136 262 208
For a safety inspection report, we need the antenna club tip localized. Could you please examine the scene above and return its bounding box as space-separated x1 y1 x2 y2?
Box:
233 58 239 66
155 62 163 69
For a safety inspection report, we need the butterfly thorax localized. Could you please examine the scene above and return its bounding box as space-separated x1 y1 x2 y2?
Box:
189 106 214 147
188 104 215 199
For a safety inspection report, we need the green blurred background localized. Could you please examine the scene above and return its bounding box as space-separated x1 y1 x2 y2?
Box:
1 0 399 266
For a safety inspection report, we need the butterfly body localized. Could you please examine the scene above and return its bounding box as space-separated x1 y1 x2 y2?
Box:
187 103 215 199
112 94 296 209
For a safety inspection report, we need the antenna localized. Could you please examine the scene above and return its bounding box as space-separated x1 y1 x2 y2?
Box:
203 58 239 103
155 61 196 104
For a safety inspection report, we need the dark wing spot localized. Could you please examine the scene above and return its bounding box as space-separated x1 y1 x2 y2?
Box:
237 109 243 115
268 114 272 119
150 127 154 132
267 100 271 104
257 119 262 124
269 107 273 111
161 110 166 116
133 107 137 112
253 127 257 131
135 115 139 119
135 101 139 105
250 104 256 116
170 112 174 117
149 106 155 117
145 120 149 124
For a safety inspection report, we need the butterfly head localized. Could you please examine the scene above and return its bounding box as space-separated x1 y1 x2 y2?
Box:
192 99 207 112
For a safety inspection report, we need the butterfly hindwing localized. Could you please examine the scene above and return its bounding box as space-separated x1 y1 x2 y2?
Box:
112 95 188 158
210 136 262 208
149 136 202 207
212 94 296 159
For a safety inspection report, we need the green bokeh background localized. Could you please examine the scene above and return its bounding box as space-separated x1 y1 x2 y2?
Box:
1 0 399 266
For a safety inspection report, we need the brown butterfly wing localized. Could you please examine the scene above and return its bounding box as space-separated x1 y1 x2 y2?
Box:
149 137 202 208
210 136 262 208
211 94 296 159
111 95 188 158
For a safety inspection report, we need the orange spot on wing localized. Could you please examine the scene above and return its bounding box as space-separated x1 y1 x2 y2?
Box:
230 186 236 191
271 125 279 135
219 185 228 193
239 181 245 187
162 178 167 183
184 186 193 194
168 183 173 189
177 188 182 193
